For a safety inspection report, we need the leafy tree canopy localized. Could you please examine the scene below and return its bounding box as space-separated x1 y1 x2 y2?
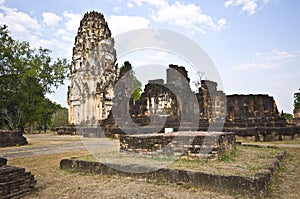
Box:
50 108 68 128
0 25 69 131
283 113 293 120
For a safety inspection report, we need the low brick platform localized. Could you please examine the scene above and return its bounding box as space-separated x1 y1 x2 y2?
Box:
0 157 36 198
0 130 28 147
223 126 300 141
120 131 235 158
60 150 285 196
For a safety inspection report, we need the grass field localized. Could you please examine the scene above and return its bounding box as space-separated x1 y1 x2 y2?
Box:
5 134 300 198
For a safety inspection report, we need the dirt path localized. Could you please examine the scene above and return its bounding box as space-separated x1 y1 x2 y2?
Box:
0 134 114 159
0 134 84 159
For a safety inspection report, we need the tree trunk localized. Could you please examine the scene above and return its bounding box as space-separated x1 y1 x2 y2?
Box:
29 121 34 134
44 124 47 133
20 126 25 134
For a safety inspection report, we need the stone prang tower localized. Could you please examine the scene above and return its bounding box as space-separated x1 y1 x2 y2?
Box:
68 11 117 126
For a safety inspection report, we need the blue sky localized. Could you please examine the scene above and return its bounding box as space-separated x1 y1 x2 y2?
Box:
0 0 299 113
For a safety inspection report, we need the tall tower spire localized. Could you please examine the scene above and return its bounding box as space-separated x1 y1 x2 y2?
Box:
68 11 117 126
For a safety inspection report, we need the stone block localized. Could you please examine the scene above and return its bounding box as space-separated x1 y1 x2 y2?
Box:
0 157 7 167
0 130 28 147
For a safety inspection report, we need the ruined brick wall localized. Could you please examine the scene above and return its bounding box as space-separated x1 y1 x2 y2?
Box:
131 64 193 118
167 64 190 85
198 80 226 123
134 81 179 117
95 63 297 140
225 94 286 128
120 131 235 158
0 130 28 147
0 157 36 198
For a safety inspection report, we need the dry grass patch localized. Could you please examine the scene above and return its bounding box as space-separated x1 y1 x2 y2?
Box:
169 146 282 177
266 148 300 199
24 134 81 146
76 145 284 178
7 150 237 199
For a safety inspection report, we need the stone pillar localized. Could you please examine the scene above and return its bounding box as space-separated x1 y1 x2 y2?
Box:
69 103 74 124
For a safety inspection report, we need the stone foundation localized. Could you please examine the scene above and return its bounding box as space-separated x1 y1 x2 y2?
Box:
120 131 235 159
223 126 300 141
52 125 77 135
0 157 36 198
0 130 28 147
60 150 285 196
75 126 105 137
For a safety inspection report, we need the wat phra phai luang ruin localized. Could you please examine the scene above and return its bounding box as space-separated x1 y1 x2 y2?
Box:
67 11 299 158
68 11 116 127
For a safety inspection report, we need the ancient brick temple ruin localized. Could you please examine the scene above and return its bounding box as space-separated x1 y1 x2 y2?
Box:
68 11 117 127
68 11 299 142
104 62 298 141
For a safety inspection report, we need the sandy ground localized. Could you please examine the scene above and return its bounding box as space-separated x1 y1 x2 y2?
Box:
2 134 300 198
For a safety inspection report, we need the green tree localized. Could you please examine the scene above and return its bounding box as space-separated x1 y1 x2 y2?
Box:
36 99 61 133
294 89 300 109
0 25 69 132
50 108 69 128
283 113 293 120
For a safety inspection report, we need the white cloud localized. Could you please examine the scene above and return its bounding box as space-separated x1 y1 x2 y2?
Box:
256 49 299 60
216 18 227 32
54 28 74 43
224 0 272 15
0 4 80 59
107 15 150 35
48 12 84 58
0 0 5 4
62 11 82 32
0 4 42 44
130 0 226 33
232 49 300 70
130 0 168 8
0 5 41 32
42 12 62 26
232 62 276 70
113 7 121 13
126 3 134 8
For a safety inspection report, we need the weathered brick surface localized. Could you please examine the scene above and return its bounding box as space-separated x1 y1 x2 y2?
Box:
223 126 300 141
120 131 236 159
0 130 28 147
0 158 36 199
99 77 300 140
